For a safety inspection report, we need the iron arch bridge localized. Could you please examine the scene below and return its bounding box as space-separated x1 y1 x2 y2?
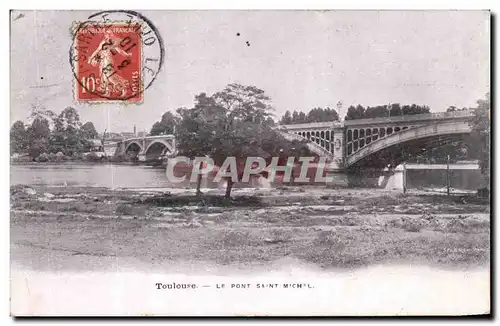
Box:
278 110 475 170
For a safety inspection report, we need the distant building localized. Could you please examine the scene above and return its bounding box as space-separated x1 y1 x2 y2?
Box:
103 132 122 139
137 131 147 138
120 132 136 138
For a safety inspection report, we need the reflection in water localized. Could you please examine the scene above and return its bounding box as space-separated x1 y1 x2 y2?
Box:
10 163 263 189
11 163 176 189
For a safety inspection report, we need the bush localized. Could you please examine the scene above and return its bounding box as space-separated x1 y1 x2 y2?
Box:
218 230 252 248
36 152 49 162
400 218 425 232
108 154 126 163
313 231 348 252
48 153 57 162
266 228 293 243
55 152 67 162
84 152 101 162
115 204 147 216
72 152 83 160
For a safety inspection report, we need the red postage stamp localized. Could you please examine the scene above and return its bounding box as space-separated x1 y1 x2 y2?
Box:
73 23 143 103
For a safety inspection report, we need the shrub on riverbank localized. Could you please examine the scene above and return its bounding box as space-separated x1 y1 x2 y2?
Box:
34 152 69 162
83 152 103 162
55 152 67 162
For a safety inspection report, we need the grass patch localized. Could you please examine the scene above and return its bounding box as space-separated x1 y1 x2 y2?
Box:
265 228 293 243
141 194 265 208
59 203 99 214
115 204 147 217
215 229 253 249
444 215 490 234
22 201 47 211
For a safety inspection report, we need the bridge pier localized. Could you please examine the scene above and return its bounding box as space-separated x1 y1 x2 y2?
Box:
325 169 349 188
379 165 404 190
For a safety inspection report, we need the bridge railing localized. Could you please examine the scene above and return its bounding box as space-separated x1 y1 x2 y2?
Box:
277 121 342 130
343 110 475 126
277 110 475 129
123 134 175 142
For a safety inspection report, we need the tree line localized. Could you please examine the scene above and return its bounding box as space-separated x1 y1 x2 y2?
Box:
10 106 98 160
12 85 489 197
280 107 340 124
279 103 433 125
344 103 431 120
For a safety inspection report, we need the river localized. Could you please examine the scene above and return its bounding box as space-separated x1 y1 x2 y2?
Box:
10 163 186 189
10 162 486 191
10 163 265 189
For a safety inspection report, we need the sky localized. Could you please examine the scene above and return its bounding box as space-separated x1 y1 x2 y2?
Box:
10 10 490 133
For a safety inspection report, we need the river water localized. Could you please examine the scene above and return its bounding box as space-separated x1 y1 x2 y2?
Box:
10 163 186 189
10 162 485 190
9 163 263 189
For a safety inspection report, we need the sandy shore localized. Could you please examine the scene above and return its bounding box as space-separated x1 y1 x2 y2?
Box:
10 185 491 316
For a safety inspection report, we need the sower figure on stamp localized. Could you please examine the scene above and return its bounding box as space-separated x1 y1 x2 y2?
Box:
88 29 132 98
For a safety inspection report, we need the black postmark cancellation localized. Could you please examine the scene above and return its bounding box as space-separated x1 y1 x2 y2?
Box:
69 10 165 102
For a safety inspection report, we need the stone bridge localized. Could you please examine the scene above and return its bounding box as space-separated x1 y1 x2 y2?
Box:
103 135 176 162
278 110 475 185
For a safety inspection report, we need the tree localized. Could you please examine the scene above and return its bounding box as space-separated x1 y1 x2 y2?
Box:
50 107 83 155
344 103 431 120
10 121 28 154
402 104 430 115
26 117 50 158
298 111 307 123
28 104 56 129
263 116 276 127
280 107 340 124
176 94 225 196
470 93 490 185
150 111 179 136
389 103 402 117
307 107 339 122
280 110 292 124
176 84 276 199
365 105 388 118
345 105 365 120
211 84 276 198
80 122 98 139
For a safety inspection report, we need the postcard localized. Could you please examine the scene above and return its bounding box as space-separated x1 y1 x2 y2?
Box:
10 9 491 316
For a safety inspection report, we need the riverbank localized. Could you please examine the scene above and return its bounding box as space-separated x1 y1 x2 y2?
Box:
10 185 491 315
11 184 490 272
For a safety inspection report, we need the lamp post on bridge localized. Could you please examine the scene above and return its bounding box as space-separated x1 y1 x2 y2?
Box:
337 101 343 122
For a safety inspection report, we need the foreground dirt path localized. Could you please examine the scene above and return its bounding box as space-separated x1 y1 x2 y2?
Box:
10 185 490 272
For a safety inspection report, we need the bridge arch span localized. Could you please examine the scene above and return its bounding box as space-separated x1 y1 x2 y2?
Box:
143 139 174 156
124 141 143 154
346 121 471 167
